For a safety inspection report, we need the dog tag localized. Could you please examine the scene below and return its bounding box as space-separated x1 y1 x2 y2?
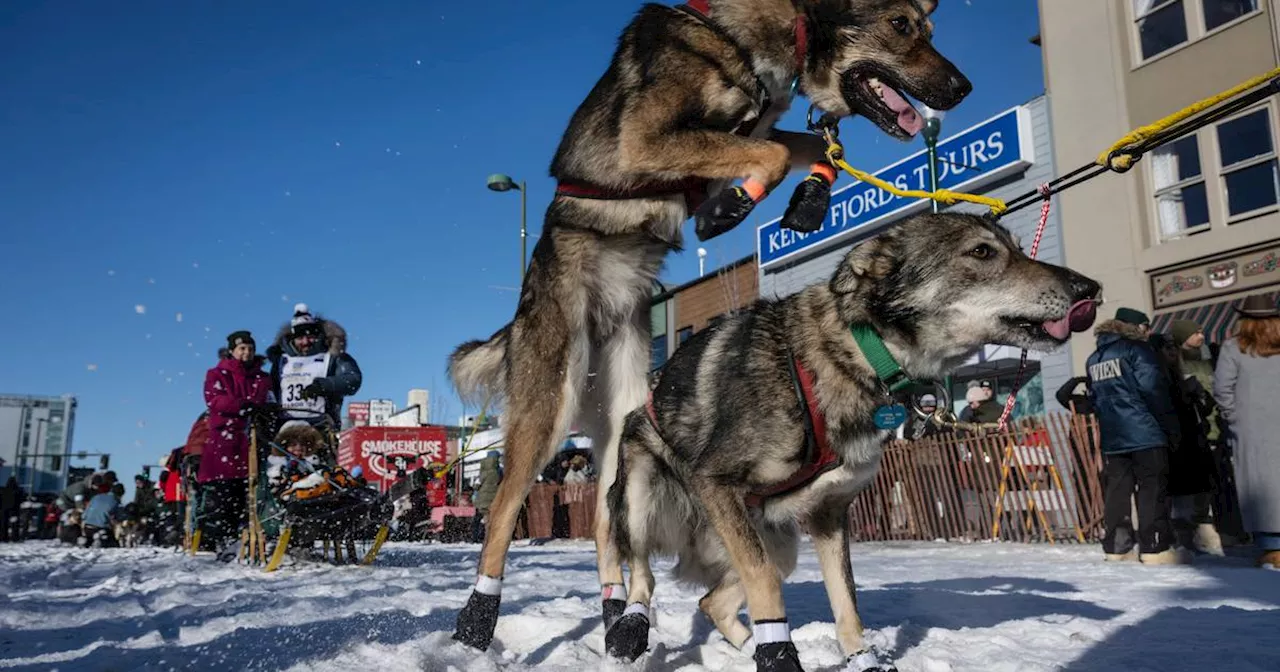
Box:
873 404 907 430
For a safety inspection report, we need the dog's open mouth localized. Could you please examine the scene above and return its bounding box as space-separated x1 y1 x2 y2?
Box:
1002 300 1099 344
841 70 924 139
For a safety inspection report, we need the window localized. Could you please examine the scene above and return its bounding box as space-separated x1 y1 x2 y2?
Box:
1149 102 1279 241
677 326 693 345
1130 0 1259 65
1152 136 1210 238
1203 0 1258 32
651 334 668 372
1217 107 1279 219
1133 0 1188 61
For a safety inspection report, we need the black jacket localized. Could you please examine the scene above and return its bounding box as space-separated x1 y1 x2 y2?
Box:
267 316 362 428
1085 320 1180 455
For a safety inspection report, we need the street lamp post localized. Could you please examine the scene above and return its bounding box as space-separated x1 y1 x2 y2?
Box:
921 106 946 214
921 106 953 407
487 174 528 280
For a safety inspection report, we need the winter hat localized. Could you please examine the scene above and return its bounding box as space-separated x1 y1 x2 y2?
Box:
226 330 255 350
290 303 321 335
1114 307 1150 327
1171 320 1202 347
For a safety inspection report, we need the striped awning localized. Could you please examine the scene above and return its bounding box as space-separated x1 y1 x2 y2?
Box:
1151 290 1279 344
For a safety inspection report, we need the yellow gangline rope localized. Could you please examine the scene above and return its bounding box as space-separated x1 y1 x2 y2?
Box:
823 65 1280 215
826 150 1008 215
1099 65 1280 171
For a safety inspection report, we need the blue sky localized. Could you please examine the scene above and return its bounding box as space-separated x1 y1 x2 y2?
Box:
0 0 1045 493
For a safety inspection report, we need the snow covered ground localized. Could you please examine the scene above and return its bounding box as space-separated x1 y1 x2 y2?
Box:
1 538 1277 672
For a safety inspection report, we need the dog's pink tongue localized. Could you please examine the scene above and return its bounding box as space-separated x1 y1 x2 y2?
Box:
878 85 924 135
1042 316 1071 341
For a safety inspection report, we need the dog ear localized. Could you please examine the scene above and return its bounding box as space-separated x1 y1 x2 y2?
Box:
830 236 897 295
918 0 939 15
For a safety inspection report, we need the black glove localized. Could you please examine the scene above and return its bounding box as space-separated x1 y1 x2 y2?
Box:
301 380 325 400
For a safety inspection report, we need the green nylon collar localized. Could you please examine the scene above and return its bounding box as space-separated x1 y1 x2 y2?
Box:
849 324 914 394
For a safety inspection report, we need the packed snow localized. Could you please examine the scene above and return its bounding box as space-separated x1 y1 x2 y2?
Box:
1 539 1277 671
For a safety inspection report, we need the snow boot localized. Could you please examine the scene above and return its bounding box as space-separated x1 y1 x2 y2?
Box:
604 607 650 662
452 589 501 651
602 598 626 631
753 641 804 672
1139 547 1194 565
841 648 899 672
1104 549 1137 562
1193 523 1225 556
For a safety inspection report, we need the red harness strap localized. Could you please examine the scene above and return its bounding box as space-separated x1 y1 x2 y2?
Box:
645 356 840 509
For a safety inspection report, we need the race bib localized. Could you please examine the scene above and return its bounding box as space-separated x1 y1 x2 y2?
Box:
280 353 330 418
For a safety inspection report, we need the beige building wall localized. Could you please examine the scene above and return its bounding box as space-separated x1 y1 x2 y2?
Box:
1040 0 1280 371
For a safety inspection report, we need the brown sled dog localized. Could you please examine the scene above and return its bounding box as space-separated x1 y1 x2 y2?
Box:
448 0 972 652
604 213 1103 671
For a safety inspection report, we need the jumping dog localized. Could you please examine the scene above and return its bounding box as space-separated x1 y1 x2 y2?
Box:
447 0 973 652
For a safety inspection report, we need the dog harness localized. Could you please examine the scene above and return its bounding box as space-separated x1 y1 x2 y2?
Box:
644 346 840 509
553 0 810 209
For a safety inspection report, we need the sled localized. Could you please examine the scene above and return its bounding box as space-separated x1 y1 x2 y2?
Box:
252 408 394 572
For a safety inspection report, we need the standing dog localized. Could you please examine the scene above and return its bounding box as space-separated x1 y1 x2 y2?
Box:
448 0 972 651
605 213 1102 671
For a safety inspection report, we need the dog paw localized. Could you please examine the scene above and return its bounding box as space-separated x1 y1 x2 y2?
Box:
752 641 804 672
604 611 651 662
840 648 897 672
780 173 832 233
602 598 627 631
694 186 759 241
451 590 501 651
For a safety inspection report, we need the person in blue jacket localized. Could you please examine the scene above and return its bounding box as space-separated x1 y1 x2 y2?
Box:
82 483 124 547
267 303 362 432
1086 307 1189 565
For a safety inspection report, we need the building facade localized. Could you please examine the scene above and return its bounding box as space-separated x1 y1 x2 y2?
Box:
755 95 1071 417
649 255 760 373
0 393 77 495
1039 1 1280 370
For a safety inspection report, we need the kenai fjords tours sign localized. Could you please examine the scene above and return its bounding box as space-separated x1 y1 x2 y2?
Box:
757 105 1035 269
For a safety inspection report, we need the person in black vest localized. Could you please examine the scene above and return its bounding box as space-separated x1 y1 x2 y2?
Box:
1086 307 1190 565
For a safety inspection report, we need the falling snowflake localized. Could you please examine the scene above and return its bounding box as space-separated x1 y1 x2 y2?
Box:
135 440 144 447
145 333 152 340
135 305 146 315
86 364 98 372
165 377 173 384
137 420 146 428
107 270 116 276
192 262 199 269
285 191 291 197
178 372 185 377
187 342 193 348
415 59 421 65
395 151 401 156
281 295 289 302
204 326 211 332
147 278 155 284
158 369 165 375
386 148 391 153
335 141 341 147
176 313 183 323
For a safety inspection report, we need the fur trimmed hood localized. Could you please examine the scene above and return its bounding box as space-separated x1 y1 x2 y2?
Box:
1094 319 1148 341
272 315 348 357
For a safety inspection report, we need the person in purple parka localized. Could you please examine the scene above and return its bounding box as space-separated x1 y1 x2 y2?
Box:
200 330 271 561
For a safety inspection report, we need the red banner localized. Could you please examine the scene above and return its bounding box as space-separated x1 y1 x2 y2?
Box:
337 426 447 490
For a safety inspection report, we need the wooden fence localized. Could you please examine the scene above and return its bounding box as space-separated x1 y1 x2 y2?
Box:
508 412 1104 545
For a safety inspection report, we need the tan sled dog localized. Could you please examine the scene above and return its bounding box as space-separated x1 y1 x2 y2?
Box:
605 213 1103 671
447 0 972 651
